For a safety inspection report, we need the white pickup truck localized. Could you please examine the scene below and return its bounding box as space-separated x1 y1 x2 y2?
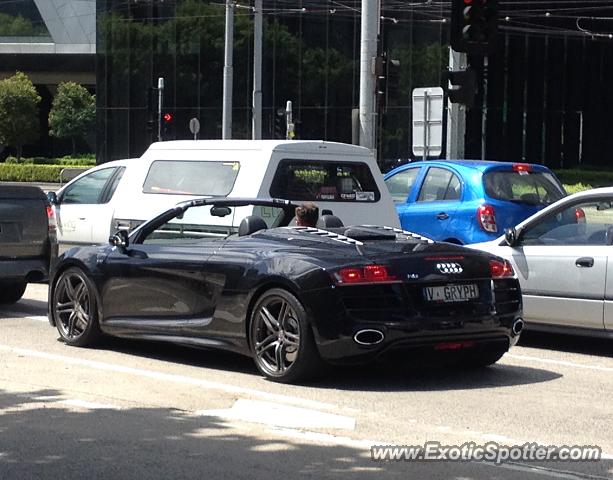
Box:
48 140 400 251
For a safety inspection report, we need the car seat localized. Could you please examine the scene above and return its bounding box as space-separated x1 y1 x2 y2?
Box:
239 215 267 236
317 215 344 228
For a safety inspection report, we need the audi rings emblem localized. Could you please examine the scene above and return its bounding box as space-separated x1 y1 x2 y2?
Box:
436 262 463 274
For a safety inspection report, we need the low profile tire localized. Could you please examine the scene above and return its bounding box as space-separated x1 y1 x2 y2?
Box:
52 267 101 347
461 346 507 368
250 288 323 383
0 281 27 304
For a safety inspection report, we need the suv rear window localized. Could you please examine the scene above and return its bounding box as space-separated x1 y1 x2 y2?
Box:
269 159 380 202
483 170 565 205
143 160 240 196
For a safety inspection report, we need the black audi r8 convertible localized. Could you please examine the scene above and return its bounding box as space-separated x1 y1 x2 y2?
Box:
48 198 523 383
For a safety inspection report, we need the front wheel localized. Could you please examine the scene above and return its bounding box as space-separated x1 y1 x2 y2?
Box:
250 288 323 383
0 281 27 304
52 267 101 347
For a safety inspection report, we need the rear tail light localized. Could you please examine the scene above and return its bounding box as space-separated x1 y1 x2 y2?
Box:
46 205 57 235
477 204 497 233
512 163 532 173
334 265 398 285
490 259 515 279
575 207 586 224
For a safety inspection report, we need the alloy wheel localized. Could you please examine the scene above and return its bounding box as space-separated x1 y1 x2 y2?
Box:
54 269 96 343
253 295 301 375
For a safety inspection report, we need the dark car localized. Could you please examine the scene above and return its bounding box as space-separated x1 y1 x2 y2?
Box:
384 160 566 244
48 198 523 383
0 185 57 304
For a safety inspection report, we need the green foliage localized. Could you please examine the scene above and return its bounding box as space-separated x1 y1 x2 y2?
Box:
563 183 593 194
5 155 96 166
0 164 91 182
0 72 41 159
49 82 96 154
0 13 47 37
555 169 613 189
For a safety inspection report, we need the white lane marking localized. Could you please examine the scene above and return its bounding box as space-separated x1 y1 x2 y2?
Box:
0 345 339 412
197 399 355 430
270 427 374 449
1 312 47 322
61 399 122 410
507 353 613 373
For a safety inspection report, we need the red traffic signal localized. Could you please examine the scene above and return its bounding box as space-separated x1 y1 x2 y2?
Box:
162 113 173 123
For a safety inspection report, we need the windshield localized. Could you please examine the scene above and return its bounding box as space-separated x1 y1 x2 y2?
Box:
139 203 289 245
483 170 565 205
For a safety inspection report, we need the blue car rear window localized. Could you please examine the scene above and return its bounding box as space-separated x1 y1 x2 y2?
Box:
483 171 565 205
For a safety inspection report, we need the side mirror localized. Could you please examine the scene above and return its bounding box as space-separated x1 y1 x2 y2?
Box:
109 230 130 250
504 227 518 247
211 205 232 217
47 191 58 205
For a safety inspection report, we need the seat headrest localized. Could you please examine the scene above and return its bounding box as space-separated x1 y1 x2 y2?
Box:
316 214 344 229
238 215 268 236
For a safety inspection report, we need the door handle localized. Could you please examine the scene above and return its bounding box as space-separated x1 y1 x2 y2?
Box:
78 217 86 221
436 212 449 220
575 257 594 268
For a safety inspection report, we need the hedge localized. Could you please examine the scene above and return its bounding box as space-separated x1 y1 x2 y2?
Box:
5 155 96 166
554 169 613 189
0 164 91 182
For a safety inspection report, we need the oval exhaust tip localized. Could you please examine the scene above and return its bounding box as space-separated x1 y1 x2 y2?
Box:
512 318 524 336
354 329 384 346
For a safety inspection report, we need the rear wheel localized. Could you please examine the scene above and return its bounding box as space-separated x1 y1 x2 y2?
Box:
0 281 27 304
52 267 101 347
250 288 323 383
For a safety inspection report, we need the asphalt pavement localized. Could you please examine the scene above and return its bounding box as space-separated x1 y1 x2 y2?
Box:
1 284 612 479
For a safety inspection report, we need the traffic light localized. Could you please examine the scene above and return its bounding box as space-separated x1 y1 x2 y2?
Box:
375 53 401 106
375 54 387 99
386 58 401 97
445 69 477 107
162 112 174 139
450 0 498 55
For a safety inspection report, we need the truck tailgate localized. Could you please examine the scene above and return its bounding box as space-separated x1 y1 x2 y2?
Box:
0 186 48 259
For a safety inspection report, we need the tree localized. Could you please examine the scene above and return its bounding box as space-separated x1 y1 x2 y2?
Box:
49 82 96 155
0 71 41 159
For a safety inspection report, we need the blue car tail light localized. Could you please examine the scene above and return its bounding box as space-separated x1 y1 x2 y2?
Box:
477 204 497 233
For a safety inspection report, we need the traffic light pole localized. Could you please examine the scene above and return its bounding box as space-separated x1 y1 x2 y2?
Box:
446 49 466 159
252 0 262 140
358 0 379 152
157 77 164 142
481 56 488 160
222 0 234 140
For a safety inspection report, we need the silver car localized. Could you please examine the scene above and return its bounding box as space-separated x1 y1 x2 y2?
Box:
471 187 613 338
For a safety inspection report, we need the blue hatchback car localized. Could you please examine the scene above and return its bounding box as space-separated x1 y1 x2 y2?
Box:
383 160 566 244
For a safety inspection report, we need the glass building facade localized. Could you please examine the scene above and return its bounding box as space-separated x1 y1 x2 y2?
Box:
96 1 613 169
